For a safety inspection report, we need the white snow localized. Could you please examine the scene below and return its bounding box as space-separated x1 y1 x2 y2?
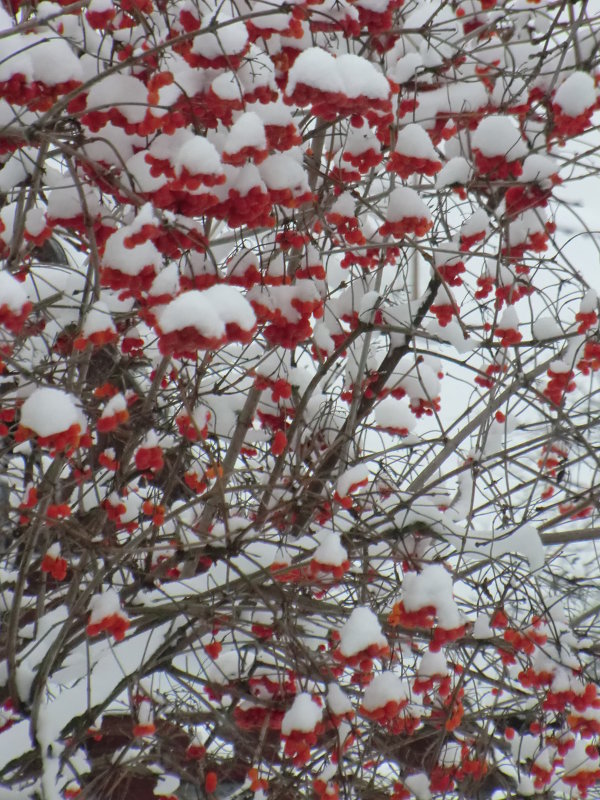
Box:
0 271 28 312
472 115 528 160
326 683 353 716
498 305 519 331
329 192 355 218
472 614 493 640
401 565 461 629
45 543 61 560
34 619 186 753
580 288 598 314
82 301 116 336
260 153 310 194
27 34 83 86
210 70 244 102
344 126 380 156
136 698 154 726
101 393 127 420
461 209 490 239
88 588 122 625
361 671 408 712
149 263 179 299
227 249 260 282
375 397 415 434
153 774 180 796
281 692 323 735
459 524 545 571
520 153 558 185
505 209 548 248
439 742 463 768
337 464 369 497
554 71 596 116
202 285 257 333
24 207 47 238
385 186 431 223
0 720 34 771
102 229 163 276
532 317 562 340
397 361 440 403
313 322 335 356
312 532 348 567
393 123 438 160
286 47 344 95
548 359 571 375
287 48 389 101
418 649 448 677
0 39 33 84
250 98 296 127
563 739 599 775
174 136 223 178
404 773 432 800
87 0 113 14
20 388 86 437
336 53 390 100
433 285 454 306
86 74 148 124
436 157 472 189
238 46 278 90
147 130 194 162
190 18 248 60
125 152 168 193
157 291 226 339
46 181 103 223
338 606 388 657
389 52 423 84
223 112 266 156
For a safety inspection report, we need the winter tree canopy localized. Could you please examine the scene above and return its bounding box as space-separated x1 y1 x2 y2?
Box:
1 0 600 798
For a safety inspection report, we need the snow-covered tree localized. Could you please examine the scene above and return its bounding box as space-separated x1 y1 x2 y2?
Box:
1 0 600 798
